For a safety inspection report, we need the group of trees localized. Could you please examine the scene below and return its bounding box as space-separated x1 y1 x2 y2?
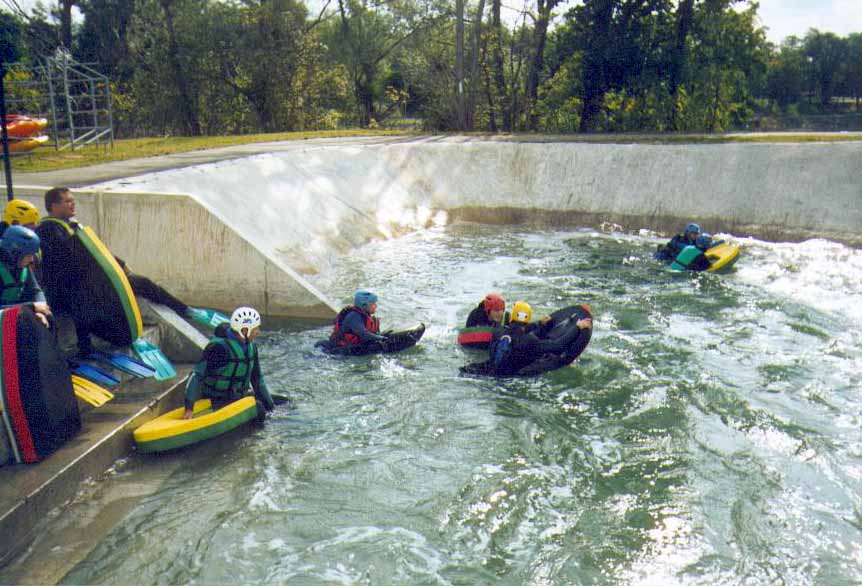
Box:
1 0 859 136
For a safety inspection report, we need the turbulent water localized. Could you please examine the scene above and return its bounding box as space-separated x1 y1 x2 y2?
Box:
42 225 862 584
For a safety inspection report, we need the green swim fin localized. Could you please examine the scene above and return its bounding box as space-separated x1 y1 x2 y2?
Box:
131 338 176 381
186 307 230 328
71 375 114 407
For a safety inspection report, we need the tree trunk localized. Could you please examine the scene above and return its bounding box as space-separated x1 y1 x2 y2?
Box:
579 0 614 132
491 0 509 130
159 0 201 135
455 0 465 129
466 0 486 130
525 0 556 130
60 0 75 49
667 0 694 130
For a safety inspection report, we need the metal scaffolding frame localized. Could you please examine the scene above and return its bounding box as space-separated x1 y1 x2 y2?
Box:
4 49 113 151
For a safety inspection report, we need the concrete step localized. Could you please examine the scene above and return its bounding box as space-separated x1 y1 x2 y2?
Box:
0 365 191 572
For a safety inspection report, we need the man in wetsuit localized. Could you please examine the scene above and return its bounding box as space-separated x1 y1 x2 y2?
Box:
183 306 275 420
465 292 508 328
37 187 195 354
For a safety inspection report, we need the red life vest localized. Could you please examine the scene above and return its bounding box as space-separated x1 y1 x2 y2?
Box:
329 306 380 347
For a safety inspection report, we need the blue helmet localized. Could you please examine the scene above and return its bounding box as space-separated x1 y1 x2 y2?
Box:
695 233 712 249
684 223 701 236
353 290 378 309
0 225 40 261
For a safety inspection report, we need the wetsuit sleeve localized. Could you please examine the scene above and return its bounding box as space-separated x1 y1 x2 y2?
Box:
342 311 386 342
183 361 208 410
23 270 46 304
250 352 274 411
465 304 487 328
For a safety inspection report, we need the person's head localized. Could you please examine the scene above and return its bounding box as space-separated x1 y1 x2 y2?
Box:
44 187 75 220
695 233 712 249
510 300 532 325
0 225 40 269
230 306 261 341
684 222 701 243
483 292 506 323
353 290 378 314
4 199 40 228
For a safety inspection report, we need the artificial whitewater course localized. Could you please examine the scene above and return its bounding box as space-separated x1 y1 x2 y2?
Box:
2 137 861 585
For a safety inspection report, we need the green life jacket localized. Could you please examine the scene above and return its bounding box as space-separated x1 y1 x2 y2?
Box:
200 335 257 400
670 245 703 271
0 262 28 304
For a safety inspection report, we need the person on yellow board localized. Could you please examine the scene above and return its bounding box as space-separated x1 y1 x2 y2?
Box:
183 307 275 420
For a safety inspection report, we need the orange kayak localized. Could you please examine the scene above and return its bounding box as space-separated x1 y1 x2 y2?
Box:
8 135 49 153
5 116 48 138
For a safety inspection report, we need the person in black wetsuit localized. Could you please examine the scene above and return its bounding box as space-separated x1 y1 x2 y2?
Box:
328 290 388 349
654 222 703 263
481 300 593 376
36 187 194 355
465 292 508 328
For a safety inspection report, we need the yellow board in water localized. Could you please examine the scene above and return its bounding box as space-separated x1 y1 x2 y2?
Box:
134 397 258 453
705 242 741 273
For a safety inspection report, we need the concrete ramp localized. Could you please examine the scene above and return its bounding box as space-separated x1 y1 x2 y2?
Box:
13 137 862 317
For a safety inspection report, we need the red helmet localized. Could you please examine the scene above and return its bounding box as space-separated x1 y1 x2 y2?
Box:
483 292 506 312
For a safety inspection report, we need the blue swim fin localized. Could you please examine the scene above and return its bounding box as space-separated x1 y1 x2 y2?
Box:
88 350 156 379
131 338 176 381
186 307 230 328
68 361 120 387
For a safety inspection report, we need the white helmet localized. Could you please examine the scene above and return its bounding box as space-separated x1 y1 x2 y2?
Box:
230 306 261 336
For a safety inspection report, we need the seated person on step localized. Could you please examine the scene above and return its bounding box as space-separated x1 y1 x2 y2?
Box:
0 226 51 327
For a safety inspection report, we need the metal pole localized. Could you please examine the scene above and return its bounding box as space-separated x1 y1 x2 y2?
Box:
0 60 14 201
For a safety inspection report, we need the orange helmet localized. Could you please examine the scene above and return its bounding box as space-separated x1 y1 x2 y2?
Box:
483 292 505 312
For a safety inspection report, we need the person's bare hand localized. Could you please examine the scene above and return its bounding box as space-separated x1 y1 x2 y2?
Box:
576 318 592 330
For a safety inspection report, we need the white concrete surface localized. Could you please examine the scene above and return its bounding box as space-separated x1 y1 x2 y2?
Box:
14 137 862 317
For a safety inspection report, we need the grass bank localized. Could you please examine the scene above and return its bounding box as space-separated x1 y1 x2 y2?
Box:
9 129 412 173
8 129 862 173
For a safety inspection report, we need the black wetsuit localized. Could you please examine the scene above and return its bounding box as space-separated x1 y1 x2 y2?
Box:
655 234 690 262
485 319 555 376
35 218 94 354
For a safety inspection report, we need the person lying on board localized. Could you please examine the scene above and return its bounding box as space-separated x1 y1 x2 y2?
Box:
183 306 275 420
654 222 703 263
485 301 592 376
328 290 388 349
465 292 509 328
0 226 52 327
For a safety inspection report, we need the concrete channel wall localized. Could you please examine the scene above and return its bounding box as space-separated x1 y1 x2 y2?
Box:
18 137 862 318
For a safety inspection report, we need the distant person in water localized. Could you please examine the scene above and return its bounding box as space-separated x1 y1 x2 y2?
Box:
655 222 705 263
328 290 388 349
465 292 509 328
183 306 275 420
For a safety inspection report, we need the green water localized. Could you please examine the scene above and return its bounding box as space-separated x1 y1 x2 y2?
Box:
52 226 862 584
